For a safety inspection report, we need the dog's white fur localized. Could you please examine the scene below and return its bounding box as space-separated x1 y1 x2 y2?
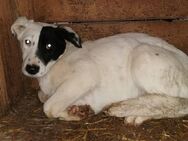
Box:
11 17 188 125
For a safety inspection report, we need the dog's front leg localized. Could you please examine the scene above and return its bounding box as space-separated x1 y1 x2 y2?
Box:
43 71 98 121
38 90 50 103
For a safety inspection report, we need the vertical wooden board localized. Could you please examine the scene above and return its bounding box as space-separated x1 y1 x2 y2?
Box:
29 0 188 22
12 0 37 93
0 49 9 116
0 0 24 114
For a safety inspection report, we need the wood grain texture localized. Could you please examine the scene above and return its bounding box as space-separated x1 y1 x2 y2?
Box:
0 0 24 115
13 0 34 18
29 0 188 22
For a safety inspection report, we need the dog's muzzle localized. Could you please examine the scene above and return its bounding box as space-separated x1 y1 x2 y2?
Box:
25 64 40 75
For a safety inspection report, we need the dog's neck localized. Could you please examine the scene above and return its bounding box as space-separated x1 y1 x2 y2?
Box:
37 42 83 82
62 42 80 58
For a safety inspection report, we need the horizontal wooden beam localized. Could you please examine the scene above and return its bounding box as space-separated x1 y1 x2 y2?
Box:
27 0 188 22
64 21 188 53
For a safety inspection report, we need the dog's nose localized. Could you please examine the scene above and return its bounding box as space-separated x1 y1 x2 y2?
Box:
25 64 39 75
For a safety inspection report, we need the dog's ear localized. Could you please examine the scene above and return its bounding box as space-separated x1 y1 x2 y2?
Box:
11 17 33 39
56 26 82 48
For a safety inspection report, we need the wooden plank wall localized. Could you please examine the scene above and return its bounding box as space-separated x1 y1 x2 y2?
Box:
30 0 188 22
0 49 9 116
0 0 25 115
0 0 187 115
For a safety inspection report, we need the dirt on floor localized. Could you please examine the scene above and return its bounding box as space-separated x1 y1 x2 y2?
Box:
0 89 188 141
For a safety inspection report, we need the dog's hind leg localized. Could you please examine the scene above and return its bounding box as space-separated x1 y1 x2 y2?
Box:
105 94 188 125
109 44 188 125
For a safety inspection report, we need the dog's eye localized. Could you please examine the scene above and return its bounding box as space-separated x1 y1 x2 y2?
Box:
25 39 31 46
46 44 52 50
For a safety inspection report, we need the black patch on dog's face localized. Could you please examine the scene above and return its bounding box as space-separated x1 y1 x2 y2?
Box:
36 26 66 65
36 26 82 65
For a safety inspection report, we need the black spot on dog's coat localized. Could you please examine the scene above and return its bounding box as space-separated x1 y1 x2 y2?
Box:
36 26 82 65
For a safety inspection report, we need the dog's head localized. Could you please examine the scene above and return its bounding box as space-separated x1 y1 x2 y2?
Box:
11 17 82 77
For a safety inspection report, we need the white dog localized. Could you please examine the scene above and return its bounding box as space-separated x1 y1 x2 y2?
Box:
11 17 188 125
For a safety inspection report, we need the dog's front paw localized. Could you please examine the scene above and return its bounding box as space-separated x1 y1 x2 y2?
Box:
43 102 81 121
67 105 95 119
38 90 49 103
